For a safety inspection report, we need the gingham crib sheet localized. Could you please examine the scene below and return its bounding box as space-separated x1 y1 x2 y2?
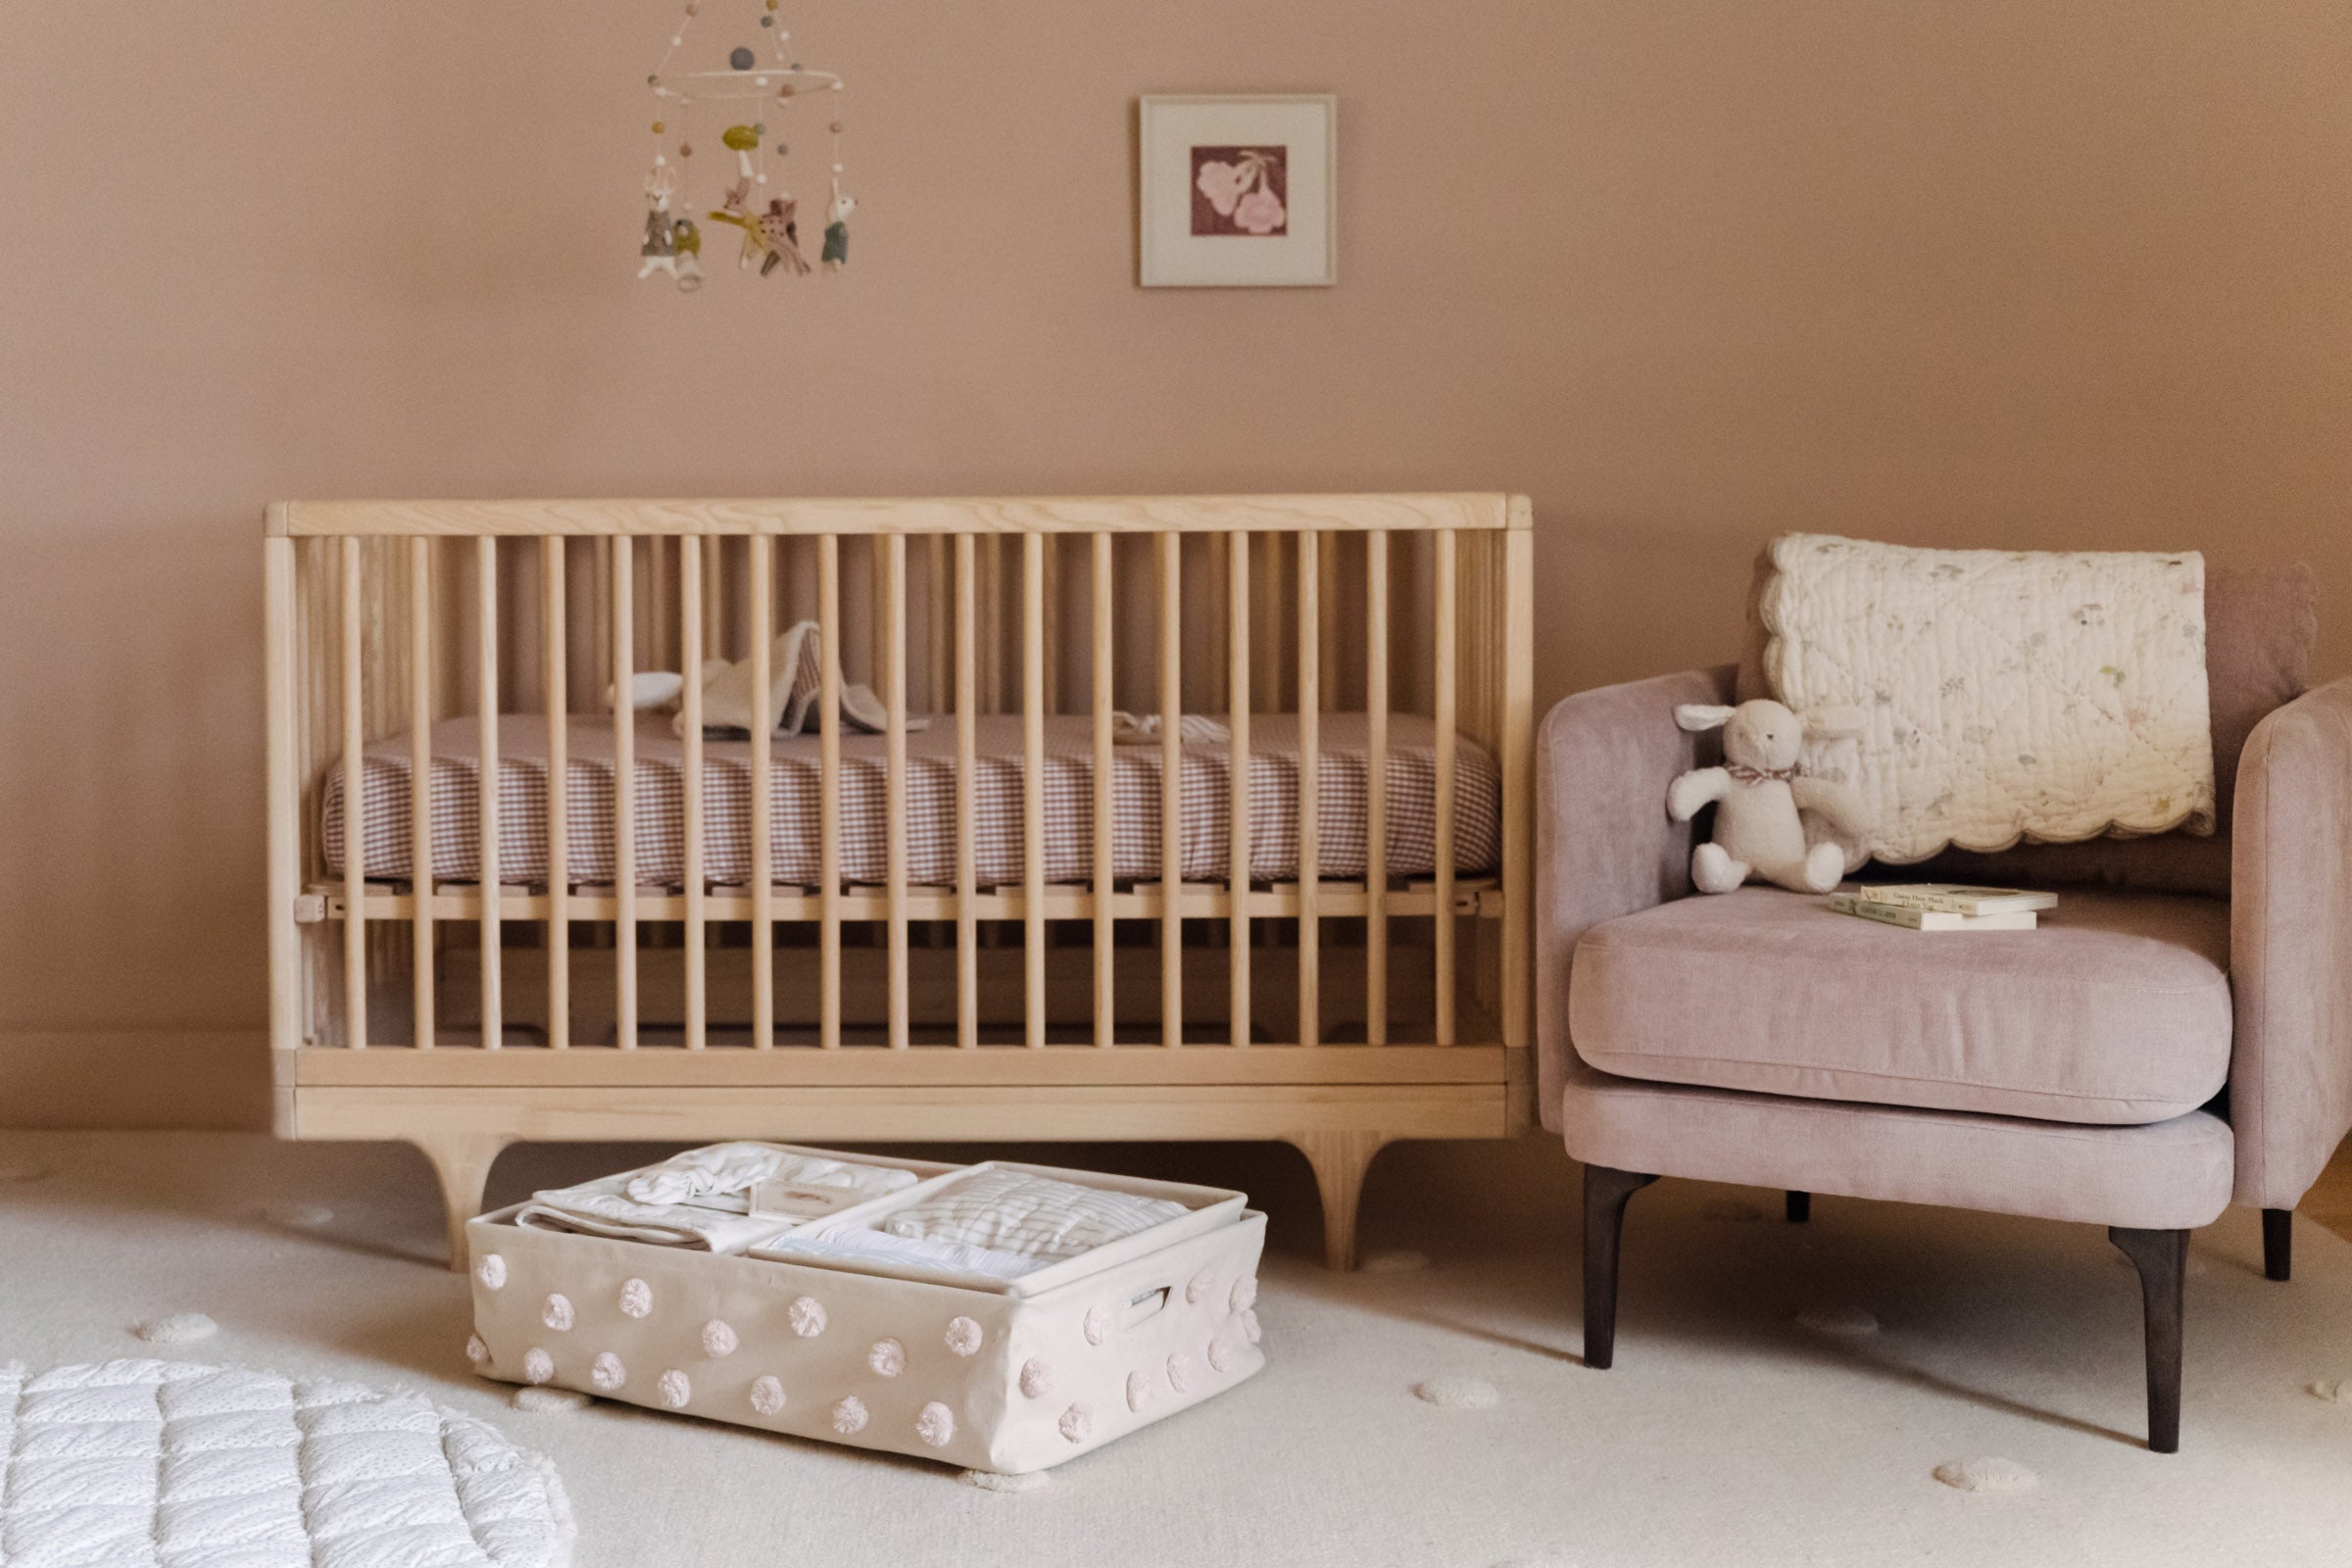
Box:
320 711 1498 888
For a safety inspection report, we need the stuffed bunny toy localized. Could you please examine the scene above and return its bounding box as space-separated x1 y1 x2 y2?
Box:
1667 700 1873 894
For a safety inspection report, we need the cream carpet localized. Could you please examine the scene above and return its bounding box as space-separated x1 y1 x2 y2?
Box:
2 1130 2349 1567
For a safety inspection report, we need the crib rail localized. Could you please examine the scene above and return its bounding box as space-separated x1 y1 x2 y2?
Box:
265 496 1532 1083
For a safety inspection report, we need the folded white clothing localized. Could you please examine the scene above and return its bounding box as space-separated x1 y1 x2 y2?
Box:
749 1222 1043 1281
514 1177 785 1252
1110 711 1230 745
623 1144 918 1210
882 1169 1190 1263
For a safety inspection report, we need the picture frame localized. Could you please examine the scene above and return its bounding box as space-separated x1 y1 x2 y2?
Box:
1138 94 1338 288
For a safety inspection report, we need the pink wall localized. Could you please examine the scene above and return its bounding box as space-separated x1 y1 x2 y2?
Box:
2 1 2347 1124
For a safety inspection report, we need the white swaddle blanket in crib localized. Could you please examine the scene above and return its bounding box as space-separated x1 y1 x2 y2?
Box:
515 1144 919 1251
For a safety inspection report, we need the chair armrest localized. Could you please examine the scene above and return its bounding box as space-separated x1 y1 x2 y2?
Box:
1535 664 1735 1133
2230 675 2352 1209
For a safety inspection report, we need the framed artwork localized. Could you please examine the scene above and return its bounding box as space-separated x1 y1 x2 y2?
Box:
1139 94 1338 287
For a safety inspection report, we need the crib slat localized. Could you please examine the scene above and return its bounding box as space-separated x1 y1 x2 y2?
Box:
476 536 502 1050
408 539 433 1050
1158 531 1183 1048
1091 532 1115 1049
750 533 775 1050
818 533 843 1050
1365 531 1390 1048
1434 527 1458 1046
1254 532 1282 712
1318 528 1339 713
1207 530 1230 717
703 532 723 662
649 536 671 680
340 537 368 1051
613 538 638 1050
982 534 1004 714
1297 530 1320 1049
1021 533 1048 1049
928 533 950 714
885 532 910 1051
1042 532 1063 716
955 533 979 1050
591 538 612 719
1226 531 1250 1048
542 536 569 1052
680 535 707 1050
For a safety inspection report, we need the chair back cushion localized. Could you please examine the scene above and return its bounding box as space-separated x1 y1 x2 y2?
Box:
1741 560 2315 894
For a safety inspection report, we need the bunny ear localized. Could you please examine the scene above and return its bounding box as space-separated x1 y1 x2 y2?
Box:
1804 705 1870 740
1674 704 1737 732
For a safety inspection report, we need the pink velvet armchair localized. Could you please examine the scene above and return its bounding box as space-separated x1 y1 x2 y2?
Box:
1537 565 2346 1452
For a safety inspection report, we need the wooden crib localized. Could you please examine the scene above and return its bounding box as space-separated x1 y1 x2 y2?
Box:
264 495 1535 1267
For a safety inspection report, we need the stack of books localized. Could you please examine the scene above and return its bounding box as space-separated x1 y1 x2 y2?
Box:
1828 883 2058 932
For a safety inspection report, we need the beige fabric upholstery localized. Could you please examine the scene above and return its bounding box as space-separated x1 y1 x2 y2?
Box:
2230 676 2352 1209
1570 887 2232 1125
1558 1055 2234 1232
1535 666 1732 1134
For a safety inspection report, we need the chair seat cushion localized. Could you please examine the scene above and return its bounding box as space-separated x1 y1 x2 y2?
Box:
1568 888 2232 1125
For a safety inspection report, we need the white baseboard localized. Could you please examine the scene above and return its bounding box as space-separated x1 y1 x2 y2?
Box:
0 1031 270 1130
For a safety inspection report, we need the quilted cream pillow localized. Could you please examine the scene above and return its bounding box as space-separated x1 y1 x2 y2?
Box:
1760 534 2216 864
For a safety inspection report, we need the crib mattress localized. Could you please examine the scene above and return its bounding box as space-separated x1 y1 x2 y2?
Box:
466 1152 1266 1474
321 711 1498 888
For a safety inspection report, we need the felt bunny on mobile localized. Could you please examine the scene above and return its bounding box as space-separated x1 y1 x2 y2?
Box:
1667 700 1874 894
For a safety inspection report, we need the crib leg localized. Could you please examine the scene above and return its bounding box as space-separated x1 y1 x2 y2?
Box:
413 1133 514 1271
1291 1131 1387 1272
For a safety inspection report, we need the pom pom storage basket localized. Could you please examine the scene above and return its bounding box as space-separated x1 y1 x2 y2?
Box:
466 1152 1267 1474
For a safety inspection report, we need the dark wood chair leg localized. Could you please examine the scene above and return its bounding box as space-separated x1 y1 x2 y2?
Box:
1786 1191 1811 1224
1583 1164 1658 1370
2263 1207 2292 1283
2109 1226 2187 1454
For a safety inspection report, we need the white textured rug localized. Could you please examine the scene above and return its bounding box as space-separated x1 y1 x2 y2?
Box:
0 1358 571 1567
2 1130 2349 1567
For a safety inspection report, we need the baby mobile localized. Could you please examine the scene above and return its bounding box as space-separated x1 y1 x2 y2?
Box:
638 0 855 292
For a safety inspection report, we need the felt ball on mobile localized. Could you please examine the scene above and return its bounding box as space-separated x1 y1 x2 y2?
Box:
760 14 772 24
830 121 843 134
722 124 760 152
729 45 756 69
652 121 664 134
